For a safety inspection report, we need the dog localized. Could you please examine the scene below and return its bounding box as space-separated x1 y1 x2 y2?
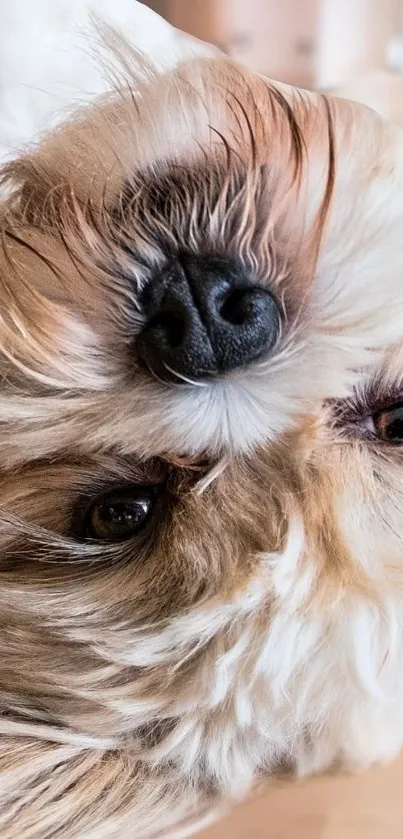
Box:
2 29 403 839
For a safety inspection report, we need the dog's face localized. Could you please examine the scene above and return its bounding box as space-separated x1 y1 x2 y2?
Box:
2 55 403 837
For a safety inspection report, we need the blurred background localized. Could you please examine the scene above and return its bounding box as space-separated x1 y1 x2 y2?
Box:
143 0 403 123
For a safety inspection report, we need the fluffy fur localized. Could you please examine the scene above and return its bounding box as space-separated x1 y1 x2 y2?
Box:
2 38 403 839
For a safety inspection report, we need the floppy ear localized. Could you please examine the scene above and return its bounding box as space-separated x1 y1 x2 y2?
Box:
0 736 220 838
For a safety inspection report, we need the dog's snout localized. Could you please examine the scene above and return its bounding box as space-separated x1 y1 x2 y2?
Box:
136 255 281 381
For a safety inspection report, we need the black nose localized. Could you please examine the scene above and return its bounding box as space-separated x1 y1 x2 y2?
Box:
136 254 281 381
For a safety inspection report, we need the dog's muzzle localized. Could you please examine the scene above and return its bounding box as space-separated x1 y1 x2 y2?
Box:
136 254 281 381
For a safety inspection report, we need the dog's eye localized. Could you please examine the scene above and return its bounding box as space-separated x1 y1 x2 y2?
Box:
83 487 156 542
372 403 403 443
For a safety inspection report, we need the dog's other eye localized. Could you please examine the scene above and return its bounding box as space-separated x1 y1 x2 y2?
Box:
83 487 156 542
372 403 403 444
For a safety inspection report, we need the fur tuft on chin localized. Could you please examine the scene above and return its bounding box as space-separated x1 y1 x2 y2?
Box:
1 34 403 839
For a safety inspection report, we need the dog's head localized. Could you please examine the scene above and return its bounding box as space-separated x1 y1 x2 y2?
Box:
2 54 403 837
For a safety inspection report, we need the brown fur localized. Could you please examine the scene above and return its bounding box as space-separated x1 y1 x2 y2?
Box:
1 53 403 837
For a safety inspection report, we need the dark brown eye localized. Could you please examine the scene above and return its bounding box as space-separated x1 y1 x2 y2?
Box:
84 487 156 542
373 403 403 443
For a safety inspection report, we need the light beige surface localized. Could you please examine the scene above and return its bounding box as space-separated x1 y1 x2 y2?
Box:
167 0 319 86
199 756 403 838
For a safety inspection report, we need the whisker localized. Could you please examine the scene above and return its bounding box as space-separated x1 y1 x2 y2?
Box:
141 360 178 389
193 458 228 495
163 363 209 388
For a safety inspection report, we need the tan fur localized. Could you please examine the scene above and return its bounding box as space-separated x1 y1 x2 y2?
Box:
1 52 403 837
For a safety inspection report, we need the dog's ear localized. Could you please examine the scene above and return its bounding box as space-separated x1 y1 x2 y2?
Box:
0 96 128 227
0 737 218 838
1 154 57 226
1 142 101 229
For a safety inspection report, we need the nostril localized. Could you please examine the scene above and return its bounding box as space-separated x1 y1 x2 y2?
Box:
219 288 252 326
148 311 186 349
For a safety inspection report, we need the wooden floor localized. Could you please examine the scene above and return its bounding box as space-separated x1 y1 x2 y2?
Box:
199 756 403 839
